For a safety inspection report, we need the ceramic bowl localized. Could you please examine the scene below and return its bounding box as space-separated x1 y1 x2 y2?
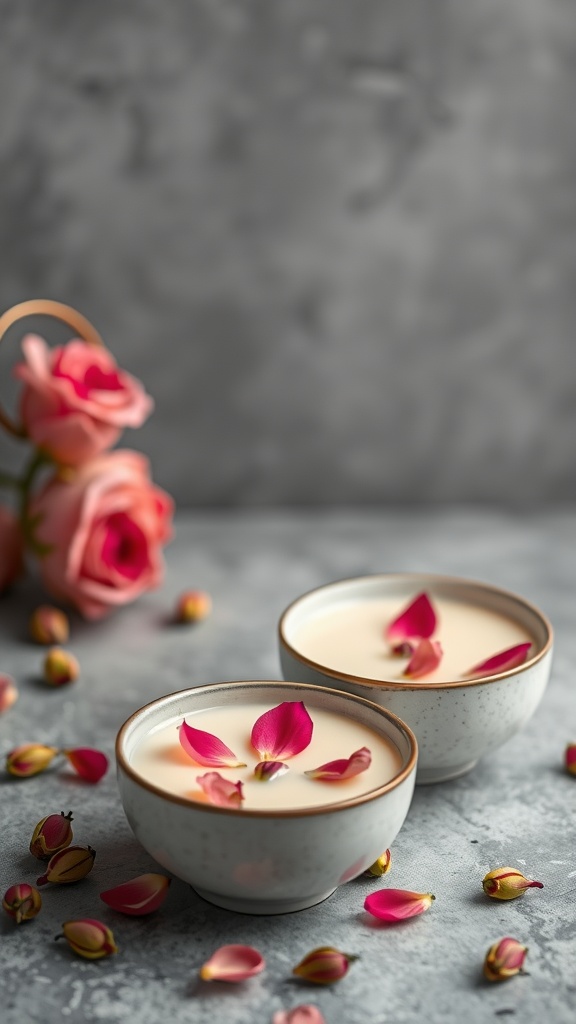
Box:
116 680 417 915
278 574 553 785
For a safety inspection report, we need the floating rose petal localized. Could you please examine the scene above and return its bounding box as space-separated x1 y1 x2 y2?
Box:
565 743 576 776
391 641 415 657
467 642 532 678
100 873 171 915
272 1007 327 1024
62 747 109 783
199 943 265 982
483 936 528 982
179 720 246 768
386 592 436 643
196 771 244 808
251 702 313 761
364 888 435 922
482 867 543 900
403 639 443 679
254 760 290 782
292 946 358 985
305 746 371 781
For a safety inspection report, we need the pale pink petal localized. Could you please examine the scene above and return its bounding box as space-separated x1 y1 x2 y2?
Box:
253 760 290 782
179 720 246 768
391 641 415 657
386 592 437 643
62 747 109 782
305 746 372 781
403 639 443 679
196 772 244 808
100 873 170 915
467 642 532 678
364 888 435 922
251 701 313 760
272 1007 327 1024
199 944 265 982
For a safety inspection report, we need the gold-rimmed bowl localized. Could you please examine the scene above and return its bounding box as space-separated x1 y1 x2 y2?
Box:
116 680 417 915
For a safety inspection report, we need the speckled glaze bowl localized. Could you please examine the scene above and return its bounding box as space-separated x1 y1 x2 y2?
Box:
116 680 417 915
278 574 553 784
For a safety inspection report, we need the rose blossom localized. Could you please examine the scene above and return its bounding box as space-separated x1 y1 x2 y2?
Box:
14 335 153 465
30 450 173 619
0 504 24 593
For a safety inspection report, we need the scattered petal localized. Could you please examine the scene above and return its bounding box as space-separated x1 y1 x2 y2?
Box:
29 606 70 645
57 919 118 960
467 642 532 678
30 811 74 860
179 720 246 768
0 674 18 714
6 744 59 778
196 771 244 808
483 937 528 982
100 873 171 915
403 639 443 679
305 746 372 781
251 702 313 761
386 592 437 643
364 888 435 922
2 883 42 923
482 867 543 900
62 747 109 783
272 1007 327 1024
254 760 290 782
199 944 265 982
565 743 576 776
364 849 392 878
43 647 79 687
391 641 415 657
292 946 358 985
175 589 212 623
37 845 96 886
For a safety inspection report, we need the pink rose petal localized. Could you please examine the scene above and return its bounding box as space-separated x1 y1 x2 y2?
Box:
403 639 443 679
466 642 532 678
100 873 171 915
179 719 246 767
386 592 437 643
251 701 313 761
305 746 372 781
273 1007 327 1024
196 771 244 808
364 888 435 922
62 747 109 783
199 944 265 982
253 760 290 782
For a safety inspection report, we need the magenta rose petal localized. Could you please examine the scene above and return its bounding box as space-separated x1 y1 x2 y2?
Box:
196 772 244 808
179 720 247 768
305 746 372 781
386 592 437 643
403 639 443 679
62 747 109 783
199 944 265 982
100 873 171 915
251 702 313 761
364 888 435 922
466 642 532 678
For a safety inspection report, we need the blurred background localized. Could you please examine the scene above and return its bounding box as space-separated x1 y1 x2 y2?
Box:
0 0 575 507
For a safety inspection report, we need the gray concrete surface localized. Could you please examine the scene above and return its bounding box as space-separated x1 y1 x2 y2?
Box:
1 508 574 1024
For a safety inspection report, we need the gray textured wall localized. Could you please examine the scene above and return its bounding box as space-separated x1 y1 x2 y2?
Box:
1 0 575 506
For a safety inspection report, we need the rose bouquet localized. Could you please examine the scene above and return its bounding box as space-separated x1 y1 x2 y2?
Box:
0 300 173 619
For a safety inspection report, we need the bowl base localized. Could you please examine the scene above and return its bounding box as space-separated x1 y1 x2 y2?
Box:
193 885 337 915
416 759 478 785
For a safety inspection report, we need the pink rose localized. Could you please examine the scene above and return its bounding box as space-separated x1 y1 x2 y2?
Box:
0 504 24 593
14 335 153 465
30 451 173 619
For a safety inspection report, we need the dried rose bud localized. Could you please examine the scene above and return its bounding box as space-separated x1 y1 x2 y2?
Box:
292 947 359 985
57 919 118 960
30 811 74 860
565 743 576 776
482 867 544 901
6 743 59 778
175 589 212 624
37 845 96 886
0 674 18 714
29 605 70 646
2 883 42 923
43 648 79 687
364 849 392 878
483 936 528 982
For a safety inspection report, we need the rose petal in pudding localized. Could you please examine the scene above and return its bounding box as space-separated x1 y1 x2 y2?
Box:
100 873 170 915
196 772 244 808
304 746 372 781
403 639 443 679
253 760 290 782
251 702 313 760
467 642 532 678
62 748 109 783
179 720 246 768
364 888 435 922
386 592 437 643
199 944 265 982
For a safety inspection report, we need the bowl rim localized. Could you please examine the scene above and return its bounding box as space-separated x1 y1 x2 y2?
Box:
115 679 417 818
278 572 554 691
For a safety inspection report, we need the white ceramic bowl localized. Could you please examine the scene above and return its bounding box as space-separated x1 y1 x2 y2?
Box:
116 680 417 915
278 574 553 785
